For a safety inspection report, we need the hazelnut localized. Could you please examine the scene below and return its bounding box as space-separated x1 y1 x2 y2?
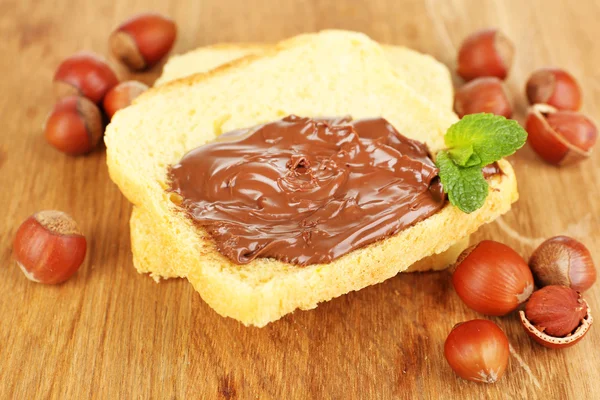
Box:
529 236 596 292
526 68 582 111
457 29 514 81
13 211 87 284
54 52 119 104
103 81 149 120
454 77 512 118
444 319 509 383
44 96 104 156
519 285 592 348
525 104 597 165
110 13 177 71
452 241 534 316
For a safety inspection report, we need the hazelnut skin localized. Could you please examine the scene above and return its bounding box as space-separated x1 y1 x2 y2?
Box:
526 68 582 111
525 104 597 166
103 81 149 120
13 211 87 284
54 52 119 104
110 13 177 71
529 236 596 292
519 286 592 348
44 96 104 156
454 77 512 118
457 29 514 81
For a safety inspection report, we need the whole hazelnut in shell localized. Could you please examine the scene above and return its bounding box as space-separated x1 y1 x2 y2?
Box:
13 211 87 284
526 68 582 111
529 236 596 292
457 29 514 81
452 240 534 316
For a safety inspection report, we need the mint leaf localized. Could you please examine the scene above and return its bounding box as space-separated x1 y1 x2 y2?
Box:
448 145 481 167
436 113 527 213
445 114 527 167
436 151 488 213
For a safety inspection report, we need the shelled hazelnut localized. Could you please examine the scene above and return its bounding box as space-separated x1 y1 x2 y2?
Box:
519 285 592 348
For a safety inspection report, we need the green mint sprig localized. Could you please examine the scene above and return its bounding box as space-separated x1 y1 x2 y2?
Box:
435 113 527 213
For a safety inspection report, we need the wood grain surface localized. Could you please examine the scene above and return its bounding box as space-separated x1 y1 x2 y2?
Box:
1 0 599 398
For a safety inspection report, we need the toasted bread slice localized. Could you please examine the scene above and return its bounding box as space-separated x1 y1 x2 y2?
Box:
155 43 453 110
106 31 518 326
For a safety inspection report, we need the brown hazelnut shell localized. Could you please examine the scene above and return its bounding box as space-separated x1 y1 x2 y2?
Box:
452 240 534 316
457 29 514 81
44 96 104 156
103 81 149 120
53 52 119 104
526 68 582 111
454 77 512 118
529 236 596 292
110 13 177 70
13 211 87 284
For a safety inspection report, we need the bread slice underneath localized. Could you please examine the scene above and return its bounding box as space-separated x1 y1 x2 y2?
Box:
155 43 266 86
156 43 454 110
106 30 518 326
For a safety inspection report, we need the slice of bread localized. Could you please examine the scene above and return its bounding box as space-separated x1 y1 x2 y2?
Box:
149 42 463 273
106 30 518 326
155 43 454 110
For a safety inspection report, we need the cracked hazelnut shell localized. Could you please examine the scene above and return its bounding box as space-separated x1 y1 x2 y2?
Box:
525 104 597 166
519 285 592 348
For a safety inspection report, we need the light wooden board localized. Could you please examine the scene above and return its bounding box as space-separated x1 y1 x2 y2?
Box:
1 0 599 398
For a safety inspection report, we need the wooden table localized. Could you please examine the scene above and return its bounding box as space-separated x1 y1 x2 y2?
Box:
1 0 599 398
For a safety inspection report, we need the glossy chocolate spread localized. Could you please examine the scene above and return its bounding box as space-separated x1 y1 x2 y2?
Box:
169 116 449 266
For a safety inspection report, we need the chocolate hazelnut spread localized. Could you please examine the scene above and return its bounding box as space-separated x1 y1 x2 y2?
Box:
168 116 491 266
